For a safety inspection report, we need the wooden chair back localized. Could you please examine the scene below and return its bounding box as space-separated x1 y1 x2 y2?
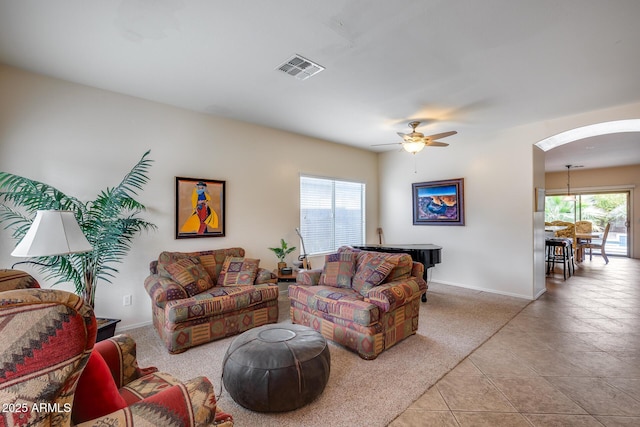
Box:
575 220 593 234
601 222 611 244
553 221 576 247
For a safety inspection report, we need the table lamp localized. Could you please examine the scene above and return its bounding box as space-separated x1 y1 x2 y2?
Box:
11 210 93 267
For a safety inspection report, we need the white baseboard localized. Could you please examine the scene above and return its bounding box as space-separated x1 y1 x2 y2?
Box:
430 280 533 300
117 320 152 331
534 287 547 299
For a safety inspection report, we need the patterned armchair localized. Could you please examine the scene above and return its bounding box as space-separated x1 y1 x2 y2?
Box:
0 285 232 426
144 248 279 353
0 268 41 291
289 246 427 360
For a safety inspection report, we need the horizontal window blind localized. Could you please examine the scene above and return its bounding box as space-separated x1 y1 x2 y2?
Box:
300 175 365 255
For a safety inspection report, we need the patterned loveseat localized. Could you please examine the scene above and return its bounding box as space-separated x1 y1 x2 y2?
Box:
0 287 232 426
289 246 427 360
144 248 279 353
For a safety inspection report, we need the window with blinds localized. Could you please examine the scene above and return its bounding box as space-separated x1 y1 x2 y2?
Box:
299 175 365 255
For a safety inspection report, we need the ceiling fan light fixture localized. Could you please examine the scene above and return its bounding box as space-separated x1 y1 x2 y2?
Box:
372 121 456 154
402 141 426 154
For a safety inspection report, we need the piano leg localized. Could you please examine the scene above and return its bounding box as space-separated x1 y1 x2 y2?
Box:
421 268 430 302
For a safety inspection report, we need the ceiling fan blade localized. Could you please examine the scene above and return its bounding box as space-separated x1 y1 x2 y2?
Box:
425 131 457 140
425 140 449 147
371 142 403 147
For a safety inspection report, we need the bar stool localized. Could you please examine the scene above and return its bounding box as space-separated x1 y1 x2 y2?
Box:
545 238 574 280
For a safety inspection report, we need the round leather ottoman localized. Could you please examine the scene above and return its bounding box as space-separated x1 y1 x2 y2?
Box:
222 324 330 412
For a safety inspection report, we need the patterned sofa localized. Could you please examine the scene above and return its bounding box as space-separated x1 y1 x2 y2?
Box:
0 286 232 426
144 248 279 353
289 246 427 360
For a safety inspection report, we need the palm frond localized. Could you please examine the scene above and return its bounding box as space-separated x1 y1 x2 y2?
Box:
88 215 156 284
0 172 84 213
0 205 33 240
96 150 153 218
0 151 156 307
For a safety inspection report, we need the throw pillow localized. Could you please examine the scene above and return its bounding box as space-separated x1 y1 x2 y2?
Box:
164 257 214 297
156 251 185 278
384 253 413 282
319 252 356 288
156 252 218 281
337 245 362 255
72 351 128 423
217 257 260 286
352 252 398 296
194 253 217 281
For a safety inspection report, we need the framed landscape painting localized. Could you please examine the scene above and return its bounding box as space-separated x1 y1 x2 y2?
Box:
412 178 465 226
175 177 226 238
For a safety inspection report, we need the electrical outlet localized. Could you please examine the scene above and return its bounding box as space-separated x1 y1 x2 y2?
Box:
123 295 132 306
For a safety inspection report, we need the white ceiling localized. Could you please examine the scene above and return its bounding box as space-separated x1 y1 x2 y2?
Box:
1 0 639 172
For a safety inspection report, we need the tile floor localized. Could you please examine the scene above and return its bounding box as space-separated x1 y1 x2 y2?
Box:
390 256 640 426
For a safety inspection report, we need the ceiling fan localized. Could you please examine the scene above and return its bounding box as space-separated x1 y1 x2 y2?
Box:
373 121 457 154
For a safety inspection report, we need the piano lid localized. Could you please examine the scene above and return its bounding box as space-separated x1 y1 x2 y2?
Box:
354 243 442 250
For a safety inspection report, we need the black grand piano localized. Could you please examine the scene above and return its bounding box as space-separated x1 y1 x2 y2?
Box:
353 244 442 302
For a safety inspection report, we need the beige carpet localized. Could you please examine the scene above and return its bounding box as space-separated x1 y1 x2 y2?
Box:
125 283 529 427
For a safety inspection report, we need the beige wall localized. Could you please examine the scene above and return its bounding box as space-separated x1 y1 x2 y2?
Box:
378 101 640 299
0 64 379 329
2 62 639 329
378 126 539 299
545 164 639 258
532 146 547 297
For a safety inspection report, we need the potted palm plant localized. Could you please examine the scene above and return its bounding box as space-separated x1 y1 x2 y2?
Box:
0 150 156 309
268 238 296 272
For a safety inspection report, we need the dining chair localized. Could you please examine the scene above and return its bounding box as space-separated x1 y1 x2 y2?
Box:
552 221 579 269
553 221 576 250
575 220 593 234
545 238 574 279
574 220 593 262
580 222 611 264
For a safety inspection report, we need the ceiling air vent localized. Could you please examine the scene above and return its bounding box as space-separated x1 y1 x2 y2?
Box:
276 54 325 80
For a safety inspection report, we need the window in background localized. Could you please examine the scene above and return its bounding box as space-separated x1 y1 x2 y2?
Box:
545 191 629 257
299 175 365 255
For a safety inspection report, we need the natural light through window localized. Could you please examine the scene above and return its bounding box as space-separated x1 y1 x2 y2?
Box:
299 175 365 255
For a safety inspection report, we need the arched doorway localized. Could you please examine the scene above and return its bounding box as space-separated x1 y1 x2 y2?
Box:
535 119 640 263
535 119 640 152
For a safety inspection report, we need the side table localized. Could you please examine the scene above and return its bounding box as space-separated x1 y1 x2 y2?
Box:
273 269 298 297
96 318 121 342
273 268 299 283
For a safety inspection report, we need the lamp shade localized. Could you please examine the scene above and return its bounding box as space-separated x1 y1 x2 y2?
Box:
11 210 93 257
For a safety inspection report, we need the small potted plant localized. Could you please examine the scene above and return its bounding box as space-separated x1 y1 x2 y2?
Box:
268 238 296 272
